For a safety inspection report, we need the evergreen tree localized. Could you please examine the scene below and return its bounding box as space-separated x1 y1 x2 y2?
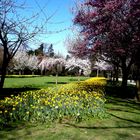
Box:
47 44 54 57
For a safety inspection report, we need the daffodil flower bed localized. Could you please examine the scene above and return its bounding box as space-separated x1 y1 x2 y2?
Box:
0 77 107 128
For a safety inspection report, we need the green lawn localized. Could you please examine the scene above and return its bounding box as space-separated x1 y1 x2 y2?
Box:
0 97 140 140
1 76 140 139
4 76 89 88
1 76 88 99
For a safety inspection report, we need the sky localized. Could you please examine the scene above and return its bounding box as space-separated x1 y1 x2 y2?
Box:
19 0 76 56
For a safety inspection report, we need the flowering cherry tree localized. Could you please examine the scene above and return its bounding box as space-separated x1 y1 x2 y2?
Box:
26 55 39 75
13 50 29 74
13 50 39 74
94 59 113 77
39 57 66 84
73 0 140 87
66 57 91 77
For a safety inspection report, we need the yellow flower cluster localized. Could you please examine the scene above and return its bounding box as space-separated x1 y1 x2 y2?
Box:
0 77 107 126
85 77 107 86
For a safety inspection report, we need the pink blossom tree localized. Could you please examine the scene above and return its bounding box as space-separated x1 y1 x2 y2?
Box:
13 50 29 75
13 49 39 75
27 55 39 75
39 57 66 84
94 59 113 77
66 57 91 78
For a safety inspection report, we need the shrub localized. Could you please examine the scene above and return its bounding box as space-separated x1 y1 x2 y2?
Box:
0 77 107 128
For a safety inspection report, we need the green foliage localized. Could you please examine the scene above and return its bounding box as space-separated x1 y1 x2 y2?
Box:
0 77 107 129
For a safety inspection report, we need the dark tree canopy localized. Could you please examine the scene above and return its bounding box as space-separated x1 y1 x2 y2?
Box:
35 44 44 56
47 44 54 57
73 0 140 87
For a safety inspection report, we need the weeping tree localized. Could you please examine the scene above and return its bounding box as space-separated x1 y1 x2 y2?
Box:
27 55 39 75
39 57 66 84
65 57 91 79
0 0 49 88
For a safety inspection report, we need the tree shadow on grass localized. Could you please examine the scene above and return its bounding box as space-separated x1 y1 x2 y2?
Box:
106 97 140 112
0 87 40 99
65 96 140 130
45 82 67 85
106 108 140 115
65 123 140 129
65 111 140 129
69 78 79 82
108 112 140 124
105 85 138 99
105 97 140 125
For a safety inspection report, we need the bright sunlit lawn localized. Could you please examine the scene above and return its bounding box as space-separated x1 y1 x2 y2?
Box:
4 75 89 88
1 76 88 99
0 76 140 140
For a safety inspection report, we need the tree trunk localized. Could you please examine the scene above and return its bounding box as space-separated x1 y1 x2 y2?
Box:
114 66 119 82
136 80 140 101
78 75 80 82
0 67 6 88
56 73 58 85
0 60 8 89
41 70 43 75
19 71 21 75
6 70 9 75
121 69 128 87
22 70 24 75
32 71 34 75
0 44 10 89
96 69 99 77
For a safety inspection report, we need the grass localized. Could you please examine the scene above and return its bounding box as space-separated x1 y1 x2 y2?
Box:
3 76 89 88
1 76 89 99
0 76 140 139
0 97 140 140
